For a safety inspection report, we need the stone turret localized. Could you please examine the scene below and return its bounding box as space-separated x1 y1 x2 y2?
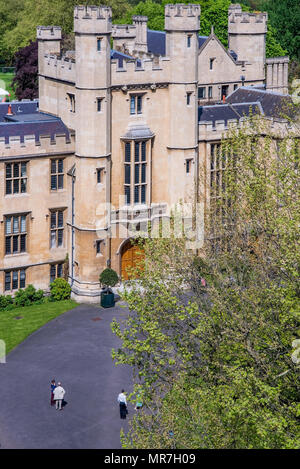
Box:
164 4 200 204
72 5 112 301
132 15 148 53
165 3 200 32
37 26 62 112
74 5 112 34
228 4 267 81
36 27 62 73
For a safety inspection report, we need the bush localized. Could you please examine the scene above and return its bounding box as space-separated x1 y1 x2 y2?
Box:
99 268 119 288
0 294 13 310
50 278 71 301
14 284 45 307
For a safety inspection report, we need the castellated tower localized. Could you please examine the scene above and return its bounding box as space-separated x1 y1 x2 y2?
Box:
73 5 112 300
228 4 267 82
165 4 200 205
37 26 62 112
132 16 148 53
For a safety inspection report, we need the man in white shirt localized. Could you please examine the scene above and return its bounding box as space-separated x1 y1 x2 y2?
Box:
53 382 66 410
117 389 127 419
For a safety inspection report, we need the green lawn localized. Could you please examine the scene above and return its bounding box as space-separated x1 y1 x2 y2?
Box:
0 72 15 100
0 300 78 355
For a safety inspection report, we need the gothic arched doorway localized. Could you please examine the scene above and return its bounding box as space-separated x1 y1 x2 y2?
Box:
121 240 145 280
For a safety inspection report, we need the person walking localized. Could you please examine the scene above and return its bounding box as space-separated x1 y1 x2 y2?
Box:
50 379 56 406
117 389 128 419
53 382 66 411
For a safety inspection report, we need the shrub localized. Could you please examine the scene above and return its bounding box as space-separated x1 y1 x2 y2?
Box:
99 268 119 288
14 284 45 307
50 278 71 301
0 294 13 310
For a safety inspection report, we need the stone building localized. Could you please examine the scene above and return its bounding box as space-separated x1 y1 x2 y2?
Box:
0 4 295 302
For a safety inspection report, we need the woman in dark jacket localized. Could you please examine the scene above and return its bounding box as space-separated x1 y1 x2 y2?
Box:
50 379 56 406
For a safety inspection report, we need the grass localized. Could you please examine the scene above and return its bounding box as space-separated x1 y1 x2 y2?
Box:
0 72 16 100
0 300 78 355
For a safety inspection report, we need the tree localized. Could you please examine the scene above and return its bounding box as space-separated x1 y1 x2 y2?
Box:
0 0 130 65
118 0 286 58
112 114 300 449
260 0 300 61
12 40 38 100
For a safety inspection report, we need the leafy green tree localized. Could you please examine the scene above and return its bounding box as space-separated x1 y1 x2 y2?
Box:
0 0 130 65
112 114 300 449
119 0 286 57
261 0 300 61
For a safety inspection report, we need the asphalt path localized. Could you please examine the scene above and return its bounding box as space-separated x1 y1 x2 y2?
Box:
0 302 133 449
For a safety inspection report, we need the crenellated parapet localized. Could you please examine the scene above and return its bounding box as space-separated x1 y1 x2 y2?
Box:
43 53 76 83
111 56 170 86
37 26 62 41
112 24 136 39
228 4 267 34
198 116 293 141
0 133 74 159
74 5 112 34
165 3 200 32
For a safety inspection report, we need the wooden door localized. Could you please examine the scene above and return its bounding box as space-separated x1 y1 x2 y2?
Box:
121 242 145 280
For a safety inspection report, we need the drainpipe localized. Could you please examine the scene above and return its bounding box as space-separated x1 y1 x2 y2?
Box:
71 170 75 286
67 164 76 287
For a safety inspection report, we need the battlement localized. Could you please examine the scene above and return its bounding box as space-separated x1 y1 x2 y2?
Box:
132 16 148 23
165 3 200 32
111 55 170 86
112 24 136 39
0 132 74 159
228 4 267 33
43 53 76 83
198 116 291 140
37 26 62 41
74 5 112 35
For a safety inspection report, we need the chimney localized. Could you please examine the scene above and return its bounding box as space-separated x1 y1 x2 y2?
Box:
7 104 13 115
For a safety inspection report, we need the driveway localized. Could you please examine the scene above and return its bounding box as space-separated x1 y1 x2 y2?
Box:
0 302 133 449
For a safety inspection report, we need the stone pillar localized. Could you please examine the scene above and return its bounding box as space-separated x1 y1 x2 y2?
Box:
266 62 273 88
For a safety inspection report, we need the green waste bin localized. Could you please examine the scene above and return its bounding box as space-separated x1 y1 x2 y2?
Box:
101 290 115 308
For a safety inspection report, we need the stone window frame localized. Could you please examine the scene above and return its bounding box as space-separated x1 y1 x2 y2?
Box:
50 208 65 249
4 268 26 292
5 213 28 256
50 158 64 191
67 93 76 113
129 93 144 115
185 158 193 174
50 262 63 284
5 161 28 195
198 87 206 99
123 140 147 206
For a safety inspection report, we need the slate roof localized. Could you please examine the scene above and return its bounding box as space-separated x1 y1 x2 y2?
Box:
111 49 135 67
226 87 295 118
147 30 208 56
0 101 70 143
198 102 263 125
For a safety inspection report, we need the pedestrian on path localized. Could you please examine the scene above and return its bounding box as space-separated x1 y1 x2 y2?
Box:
117 389 128 419
53 382 66 411
50 379 56 406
